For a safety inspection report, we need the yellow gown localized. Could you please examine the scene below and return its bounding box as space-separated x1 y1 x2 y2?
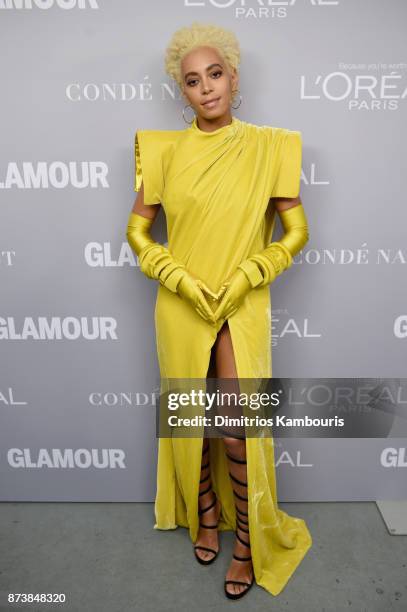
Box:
134 115 312 596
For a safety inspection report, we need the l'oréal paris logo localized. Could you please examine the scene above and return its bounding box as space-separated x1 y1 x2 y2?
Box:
300 64 407 110
184 0 339 19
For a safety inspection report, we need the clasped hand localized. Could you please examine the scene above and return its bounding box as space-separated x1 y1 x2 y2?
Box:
177 268 252 325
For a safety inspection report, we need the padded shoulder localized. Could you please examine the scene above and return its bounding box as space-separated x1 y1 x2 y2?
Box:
267 127 303 199
134 129 181 204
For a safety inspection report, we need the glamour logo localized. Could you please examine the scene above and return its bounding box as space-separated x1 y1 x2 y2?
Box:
394 316 407 339
0 162 108 189
380 447 407 467
184 0 339 18
0 317 118 340
300 70 406 109
7 448 125 468
84 241 170 267
0 387 27 406
85 242 138 267
0 0 98 9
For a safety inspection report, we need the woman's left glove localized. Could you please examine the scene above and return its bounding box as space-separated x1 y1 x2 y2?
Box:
236 203 309 289
214 203 309 321
213 268 252 321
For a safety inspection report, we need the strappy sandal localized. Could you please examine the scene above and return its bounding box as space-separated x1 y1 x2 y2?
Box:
224 451 254 600
193 442 221 566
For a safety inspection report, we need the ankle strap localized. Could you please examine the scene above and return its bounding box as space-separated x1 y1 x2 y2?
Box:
233 553 252 562
226 452 247 464
236 530 250 548
198 493 217 515
199 483 212 496
228 471 247 487
236 505 248 515
233 490 249 502
236 519 249 533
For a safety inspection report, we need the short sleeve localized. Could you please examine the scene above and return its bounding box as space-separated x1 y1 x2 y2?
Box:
270 129 302 199
134 129 178 205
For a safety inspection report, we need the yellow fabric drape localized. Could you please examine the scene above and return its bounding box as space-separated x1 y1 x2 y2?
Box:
133 116 312 596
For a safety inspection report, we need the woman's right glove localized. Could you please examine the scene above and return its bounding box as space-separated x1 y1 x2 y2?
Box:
126 211 217 324
176 274 218 324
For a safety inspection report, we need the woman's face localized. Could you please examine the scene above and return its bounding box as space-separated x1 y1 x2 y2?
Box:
180 45 238 123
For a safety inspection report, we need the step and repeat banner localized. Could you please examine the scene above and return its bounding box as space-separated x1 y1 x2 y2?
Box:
1 0 406 501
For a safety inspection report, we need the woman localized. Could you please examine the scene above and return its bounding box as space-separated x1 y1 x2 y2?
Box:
126 22 312 600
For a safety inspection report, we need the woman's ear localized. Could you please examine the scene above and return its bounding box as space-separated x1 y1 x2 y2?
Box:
230 67 239 92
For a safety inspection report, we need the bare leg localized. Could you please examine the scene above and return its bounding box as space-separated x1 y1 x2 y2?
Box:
193 348 221 563
214 322 254 597
193 437 221 563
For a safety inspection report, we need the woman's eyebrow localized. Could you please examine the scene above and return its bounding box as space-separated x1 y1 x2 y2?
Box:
184 63 223 79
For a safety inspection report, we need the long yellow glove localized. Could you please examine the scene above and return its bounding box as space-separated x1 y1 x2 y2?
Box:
214 203 309 320
126 212 221 323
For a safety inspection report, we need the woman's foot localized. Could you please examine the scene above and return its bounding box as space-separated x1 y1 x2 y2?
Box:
224 445 254 599
194 492 221 563
224 532 254 597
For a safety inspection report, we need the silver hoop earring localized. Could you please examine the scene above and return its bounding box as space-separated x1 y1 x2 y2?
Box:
231 91 242 110
182 103 195 124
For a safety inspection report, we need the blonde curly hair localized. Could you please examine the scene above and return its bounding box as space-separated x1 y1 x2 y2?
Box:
164 21 241 91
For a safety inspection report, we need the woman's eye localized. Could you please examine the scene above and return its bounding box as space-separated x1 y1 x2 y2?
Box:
186 71 222 86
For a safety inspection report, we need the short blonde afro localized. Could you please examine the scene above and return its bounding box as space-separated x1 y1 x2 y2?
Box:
164 21 241 90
